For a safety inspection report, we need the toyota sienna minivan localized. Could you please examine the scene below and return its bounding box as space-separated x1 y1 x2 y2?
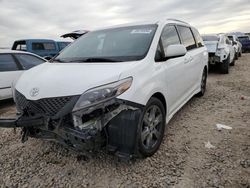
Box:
0 19 208 159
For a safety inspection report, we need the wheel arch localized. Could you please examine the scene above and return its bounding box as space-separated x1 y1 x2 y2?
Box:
151 92 167 113
204 65 208 74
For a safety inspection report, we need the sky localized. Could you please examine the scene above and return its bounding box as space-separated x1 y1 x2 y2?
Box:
0 0 250 47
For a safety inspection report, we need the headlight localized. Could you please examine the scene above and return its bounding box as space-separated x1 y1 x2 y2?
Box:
72 77 133 112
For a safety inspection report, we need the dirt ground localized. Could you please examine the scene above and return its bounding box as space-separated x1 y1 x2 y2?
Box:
0 54 249 188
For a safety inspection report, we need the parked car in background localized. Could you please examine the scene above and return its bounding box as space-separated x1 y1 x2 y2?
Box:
0 50 46 100
0 19 208 159
61 30 89 40
227 35 242 59
202 34 235 74
238 35 250 53
12 39 70 60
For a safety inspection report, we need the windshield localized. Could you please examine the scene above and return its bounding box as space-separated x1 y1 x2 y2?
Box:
227 36 233 41
54 24 157 63
202 35 219 42
238 36 249 42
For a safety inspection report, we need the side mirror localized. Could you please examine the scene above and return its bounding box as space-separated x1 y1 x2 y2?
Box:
165 44 187 59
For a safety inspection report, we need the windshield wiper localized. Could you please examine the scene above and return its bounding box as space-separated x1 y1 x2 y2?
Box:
72 57 123 63
52 58 66 63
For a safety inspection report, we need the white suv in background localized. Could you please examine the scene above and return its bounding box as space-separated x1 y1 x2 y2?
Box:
227 34 242 59
202 34 235 74
0 19 208 159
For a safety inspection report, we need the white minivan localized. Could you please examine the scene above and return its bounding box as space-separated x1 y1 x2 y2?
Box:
0 19 208 159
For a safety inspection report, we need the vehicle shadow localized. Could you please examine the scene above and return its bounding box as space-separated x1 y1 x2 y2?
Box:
208 64 221 74
0 99 15 114
0 98 14 106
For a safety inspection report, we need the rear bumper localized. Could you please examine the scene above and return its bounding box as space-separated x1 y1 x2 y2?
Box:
208 53 220 64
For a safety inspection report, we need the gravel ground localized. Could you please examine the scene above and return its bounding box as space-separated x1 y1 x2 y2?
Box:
0 54 249 188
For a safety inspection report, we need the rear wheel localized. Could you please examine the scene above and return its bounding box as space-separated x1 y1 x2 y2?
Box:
138 97 166 157
220 56 229 74
231 55 236 66
234 52 238 60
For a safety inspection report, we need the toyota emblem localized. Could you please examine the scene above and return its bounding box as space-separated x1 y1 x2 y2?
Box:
30 88 39 97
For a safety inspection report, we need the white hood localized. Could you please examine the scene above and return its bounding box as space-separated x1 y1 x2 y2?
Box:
16 62 137 100
204 41 218 53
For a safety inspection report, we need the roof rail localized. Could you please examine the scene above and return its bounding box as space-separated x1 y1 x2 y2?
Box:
166 18 189 25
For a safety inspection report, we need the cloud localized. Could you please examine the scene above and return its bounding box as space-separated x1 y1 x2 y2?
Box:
0 0 250 47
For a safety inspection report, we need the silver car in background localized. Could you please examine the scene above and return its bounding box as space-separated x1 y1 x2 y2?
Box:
202 34 235 74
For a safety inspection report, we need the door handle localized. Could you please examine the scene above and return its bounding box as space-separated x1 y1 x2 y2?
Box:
184 58 190 64
184 57 193 64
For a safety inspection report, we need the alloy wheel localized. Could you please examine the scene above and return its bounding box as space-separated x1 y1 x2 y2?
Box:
141 105 163 149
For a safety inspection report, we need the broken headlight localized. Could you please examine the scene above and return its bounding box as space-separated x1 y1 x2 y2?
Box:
72 77 133 112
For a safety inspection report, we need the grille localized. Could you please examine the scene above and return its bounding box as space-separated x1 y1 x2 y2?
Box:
15 90 75 116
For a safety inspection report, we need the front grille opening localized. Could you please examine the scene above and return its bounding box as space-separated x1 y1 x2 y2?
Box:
15 90 76 117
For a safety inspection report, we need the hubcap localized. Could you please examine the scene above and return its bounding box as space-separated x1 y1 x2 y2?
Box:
141 105 163 149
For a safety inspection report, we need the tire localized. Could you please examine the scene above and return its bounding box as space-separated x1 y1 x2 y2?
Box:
220 56 229 74
235 52 238 60
231 56 235 66
197 68 207 97
239 51 242 57
138 97 166 157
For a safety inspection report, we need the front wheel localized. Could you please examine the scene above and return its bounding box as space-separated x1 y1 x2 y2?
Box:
138 97 166 157
197 68 207 97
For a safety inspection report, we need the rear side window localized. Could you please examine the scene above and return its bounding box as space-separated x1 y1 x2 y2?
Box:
32 42 56 51
161 25 181 52
0 54 19 72
192 28 204 47
177 26 196 50
15 54 45 70
12 41 27 51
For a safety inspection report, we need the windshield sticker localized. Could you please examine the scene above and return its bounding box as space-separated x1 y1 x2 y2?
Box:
131 29 152 34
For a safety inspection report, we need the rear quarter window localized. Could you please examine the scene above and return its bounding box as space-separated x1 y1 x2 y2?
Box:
15 54 45 70
0 54 19 72
12 41 27 51
192 28 204 47
177 26 197 51
32 42 56 51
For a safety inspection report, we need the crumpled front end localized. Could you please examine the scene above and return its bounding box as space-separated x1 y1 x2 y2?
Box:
0 90 144 159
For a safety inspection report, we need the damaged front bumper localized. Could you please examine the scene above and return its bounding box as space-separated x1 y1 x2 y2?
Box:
0 99 144 159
